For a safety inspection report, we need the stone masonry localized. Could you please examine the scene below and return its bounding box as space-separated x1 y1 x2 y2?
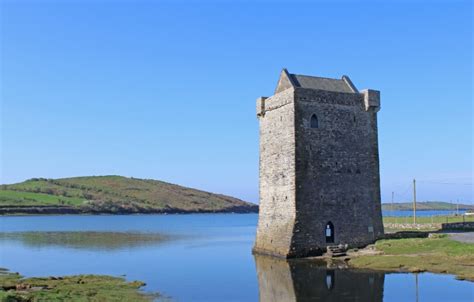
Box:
253 69 384 258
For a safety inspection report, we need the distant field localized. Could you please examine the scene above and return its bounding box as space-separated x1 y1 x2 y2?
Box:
382 201 474 211
383 215 474 232
384 215 474 224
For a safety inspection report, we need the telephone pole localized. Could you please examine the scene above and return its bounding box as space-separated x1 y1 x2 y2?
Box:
415 273 419 302
413 179 417 224
391 191 394 212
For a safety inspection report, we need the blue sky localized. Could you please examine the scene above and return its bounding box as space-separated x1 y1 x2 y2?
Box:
1 0 472 204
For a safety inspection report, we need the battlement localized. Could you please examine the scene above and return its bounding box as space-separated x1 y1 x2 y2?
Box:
257 69 381 118
361 89 381 112
256 96 267 117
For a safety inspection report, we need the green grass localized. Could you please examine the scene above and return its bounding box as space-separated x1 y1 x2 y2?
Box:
0 269 155 301
0 190 85 206
349 235 474 281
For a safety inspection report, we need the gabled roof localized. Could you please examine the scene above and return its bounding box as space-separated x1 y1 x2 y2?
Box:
275 69 358 94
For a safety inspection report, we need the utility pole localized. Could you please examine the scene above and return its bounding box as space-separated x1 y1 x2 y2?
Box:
456 199 459 216
415 273 419 302
391 191 394 212
413 179 417 224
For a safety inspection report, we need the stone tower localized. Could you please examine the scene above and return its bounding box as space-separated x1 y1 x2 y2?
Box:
253 69 384 258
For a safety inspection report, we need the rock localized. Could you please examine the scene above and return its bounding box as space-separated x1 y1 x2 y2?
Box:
16 283 31 290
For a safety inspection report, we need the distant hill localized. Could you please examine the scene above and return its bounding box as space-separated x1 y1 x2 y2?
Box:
382 201 474 211
0 176 258 215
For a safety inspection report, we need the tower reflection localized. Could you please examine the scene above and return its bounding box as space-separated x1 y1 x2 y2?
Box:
254 255 385 302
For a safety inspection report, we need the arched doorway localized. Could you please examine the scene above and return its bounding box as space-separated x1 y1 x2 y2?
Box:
325 222 334 243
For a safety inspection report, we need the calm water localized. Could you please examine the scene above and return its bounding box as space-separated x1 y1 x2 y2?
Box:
0 214 472 301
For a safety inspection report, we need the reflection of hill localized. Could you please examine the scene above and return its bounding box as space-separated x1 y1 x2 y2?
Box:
254 255 385 302
0 232 172 251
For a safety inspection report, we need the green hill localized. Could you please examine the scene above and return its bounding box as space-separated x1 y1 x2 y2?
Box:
0 176 258 215
382 201 474 211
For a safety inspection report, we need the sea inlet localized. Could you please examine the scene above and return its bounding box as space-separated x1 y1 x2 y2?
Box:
0 214 471 301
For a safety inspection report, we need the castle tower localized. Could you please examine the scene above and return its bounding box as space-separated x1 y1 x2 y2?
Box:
253 69 384 258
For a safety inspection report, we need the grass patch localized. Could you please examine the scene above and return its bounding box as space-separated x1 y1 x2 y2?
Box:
349 236 474 281
0 269 155 301
0 190 85 207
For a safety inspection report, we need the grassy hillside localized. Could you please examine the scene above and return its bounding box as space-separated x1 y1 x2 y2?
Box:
382 201 474 211
0 176 258 215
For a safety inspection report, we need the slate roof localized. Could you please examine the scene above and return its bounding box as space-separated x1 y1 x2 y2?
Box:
289 73 357 93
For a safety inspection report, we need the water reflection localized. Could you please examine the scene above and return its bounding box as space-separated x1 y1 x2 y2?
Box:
254 255 384 302
0 232 172 251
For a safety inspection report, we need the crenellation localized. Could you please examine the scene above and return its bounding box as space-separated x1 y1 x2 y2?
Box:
361 89 381 112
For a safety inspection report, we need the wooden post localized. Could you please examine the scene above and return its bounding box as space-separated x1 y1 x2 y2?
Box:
413 179 417 224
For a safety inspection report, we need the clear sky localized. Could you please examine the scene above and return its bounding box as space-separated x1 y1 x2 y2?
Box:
1 0 472 204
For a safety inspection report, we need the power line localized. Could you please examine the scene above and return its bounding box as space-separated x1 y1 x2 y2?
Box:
416 181 472 185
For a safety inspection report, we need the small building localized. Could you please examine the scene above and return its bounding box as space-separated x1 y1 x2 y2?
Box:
253 69 384 258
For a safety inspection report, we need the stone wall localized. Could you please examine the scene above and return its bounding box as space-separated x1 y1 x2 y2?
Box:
382 231 430 239
291 88 384 257
253 88 297 257
441 222 474 231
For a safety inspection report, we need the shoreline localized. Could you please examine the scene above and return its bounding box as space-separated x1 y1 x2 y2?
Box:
0 205 259 216
3 208 472 217
345 234 474 281
0 269 155 301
